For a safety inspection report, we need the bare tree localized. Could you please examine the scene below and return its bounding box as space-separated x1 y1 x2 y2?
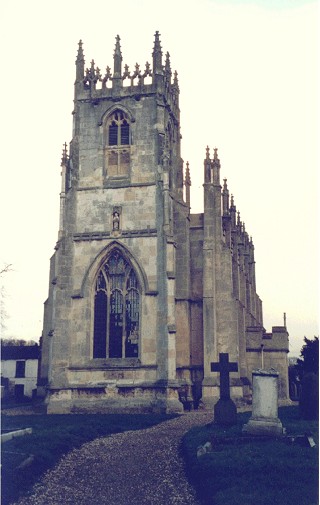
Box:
0 263 13 335
1 338 38 346
0 263 13 277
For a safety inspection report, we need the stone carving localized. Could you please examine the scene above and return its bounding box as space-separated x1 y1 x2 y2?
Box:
113 212 120 230
112 207 121 231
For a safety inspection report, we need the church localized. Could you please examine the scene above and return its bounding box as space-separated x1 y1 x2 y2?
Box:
37 33 289 413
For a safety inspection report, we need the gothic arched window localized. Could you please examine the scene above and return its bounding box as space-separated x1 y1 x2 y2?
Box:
93 250 140 359
105 110 131 178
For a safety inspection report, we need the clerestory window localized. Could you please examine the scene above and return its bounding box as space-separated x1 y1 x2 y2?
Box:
93 250 140 359
106 110 131 178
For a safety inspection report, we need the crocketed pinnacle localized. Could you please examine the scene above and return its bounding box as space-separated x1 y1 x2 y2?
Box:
76 40 84 62
185 162 191 185
165 52 172 80
113 34 122 77
222 178 230 216
152 31 163 73
75 39 85 81
114 35 122 57
173 70 179 91
61 143 68 167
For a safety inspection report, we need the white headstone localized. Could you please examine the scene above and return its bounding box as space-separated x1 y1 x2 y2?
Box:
242 368 285 437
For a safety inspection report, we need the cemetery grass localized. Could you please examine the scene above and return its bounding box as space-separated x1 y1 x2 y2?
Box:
182 406 319 505
1 412 177 505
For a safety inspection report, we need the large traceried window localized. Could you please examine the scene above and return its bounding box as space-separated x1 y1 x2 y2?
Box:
93 250 140 359
105 110 131 178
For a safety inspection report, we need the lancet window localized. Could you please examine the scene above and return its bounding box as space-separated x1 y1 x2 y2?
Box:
93 250 140 359
105 110 131 178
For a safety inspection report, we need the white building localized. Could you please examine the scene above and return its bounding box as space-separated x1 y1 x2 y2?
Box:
1 345 39 399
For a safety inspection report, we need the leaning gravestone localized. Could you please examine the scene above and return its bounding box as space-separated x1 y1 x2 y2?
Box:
211 353 238 426
242 368 285 437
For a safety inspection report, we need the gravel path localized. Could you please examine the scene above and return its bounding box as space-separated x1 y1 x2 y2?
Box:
14 411 213 505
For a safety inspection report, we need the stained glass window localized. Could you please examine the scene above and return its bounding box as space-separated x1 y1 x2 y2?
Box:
93 250 140 358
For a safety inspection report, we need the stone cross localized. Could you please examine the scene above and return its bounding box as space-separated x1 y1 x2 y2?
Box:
211 353 238 400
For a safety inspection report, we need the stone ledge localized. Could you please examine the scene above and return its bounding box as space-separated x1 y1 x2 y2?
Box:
246 348 289 353
176 365 203 371
68 361 157 370
48 380 183 391
73 229 157 241
104 181 156 189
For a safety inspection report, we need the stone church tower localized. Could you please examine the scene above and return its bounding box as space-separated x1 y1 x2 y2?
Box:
38 33 289 413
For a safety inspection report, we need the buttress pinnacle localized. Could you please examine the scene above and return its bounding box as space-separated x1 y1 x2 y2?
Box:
173 70 179 91
75 39 85 81
113 35 122 77
185 161 191 186
61 143 68 166
76 40 84 61
152 31 163 73
165 52 172 80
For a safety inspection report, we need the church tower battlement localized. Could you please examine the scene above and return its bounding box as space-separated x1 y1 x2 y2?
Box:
38 34 289 414
74 33 180 119
62 33 183 223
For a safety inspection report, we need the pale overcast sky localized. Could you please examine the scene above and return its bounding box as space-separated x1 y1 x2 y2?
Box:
0 0 318 357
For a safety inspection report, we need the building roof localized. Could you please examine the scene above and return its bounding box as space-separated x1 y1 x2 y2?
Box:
1 345 39 360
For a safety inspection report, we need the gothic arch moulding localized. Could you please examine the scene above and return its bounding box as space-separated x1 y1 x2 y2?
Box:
98 104 136 127
79 241 149 299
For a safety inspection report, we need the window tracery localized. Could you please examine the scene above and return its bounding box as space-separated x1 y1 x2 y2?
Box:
93 250 140 359
105 110 131 178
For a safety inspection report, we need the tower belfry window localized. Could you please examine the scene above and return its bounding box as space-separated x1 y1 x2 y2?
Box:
121 120 129 145
106 111 131 177
93 250 140 359
109 121 118 145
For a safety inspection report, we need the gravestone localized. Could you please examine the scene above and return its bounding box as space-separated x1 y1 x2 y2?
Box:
211 353 238 426
242 368 285 436
299 372 319 420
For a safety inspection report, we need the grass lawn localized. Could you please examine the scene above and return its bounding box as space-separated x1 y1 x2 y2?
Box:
181 406 319 505
1 411 176 505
